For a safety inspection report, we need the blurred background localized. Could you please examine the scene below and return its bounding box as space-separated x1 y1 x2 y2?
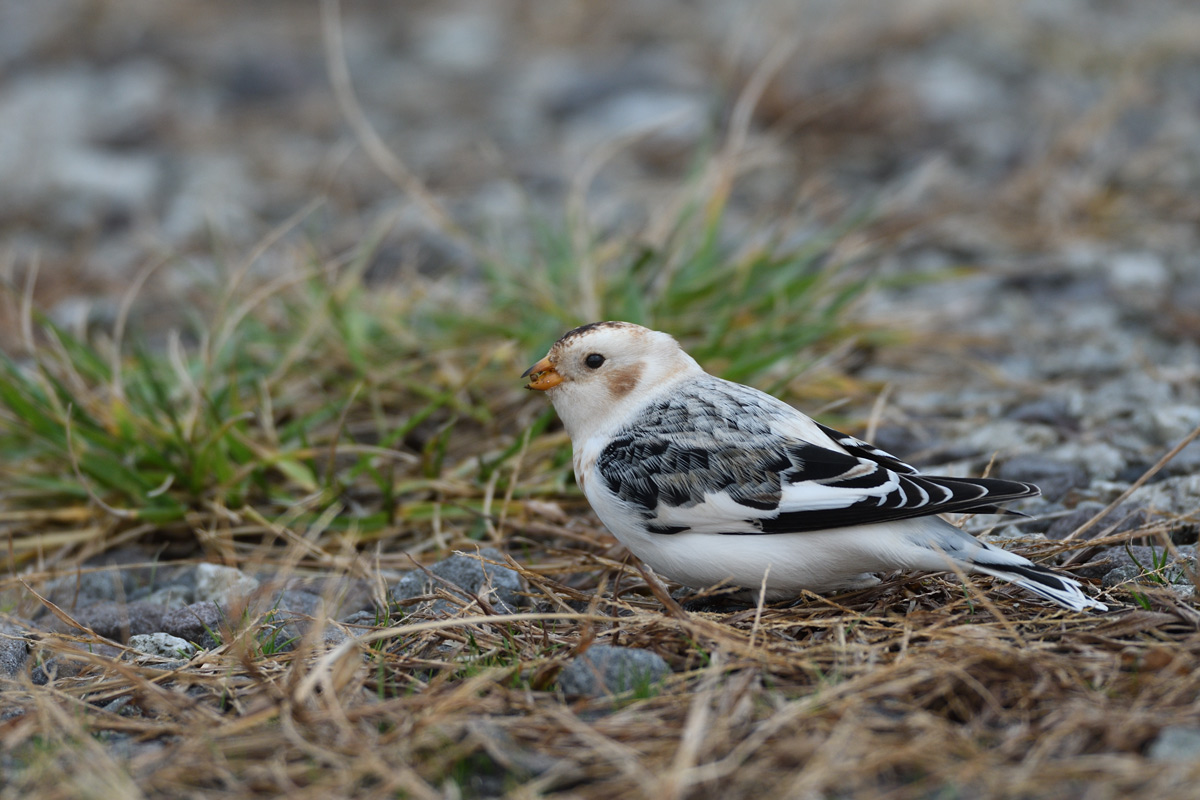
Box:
3 0 1199 336
2 0 1200 520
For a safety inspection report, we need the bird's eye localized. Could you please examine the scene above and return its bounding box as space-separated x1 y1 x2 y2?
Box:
584 353 605 369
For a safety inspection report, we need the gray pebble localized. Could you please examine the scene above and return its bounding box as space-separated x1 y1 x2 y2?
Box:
127 632 198 660
340 609 387 628
265 622 349 653
0 621 30 677
44 600 166 641
30 641 123 685
1164 441 1200 478
1045 502 1151 541
267 589 326 618
194 563 260 606
390 547 524 615
1148 726 1200 762
1100 564 1143 589
1005 398 1077 429
1123 475 1200 535
558 645 670 697
140 585 194 609
160 601 223 649
954 420 1061 460
255 604 350 654
1080 545 1196 582
41 570 126 608
282 576 375 619
997 455 1089 502
1047 442 1127 482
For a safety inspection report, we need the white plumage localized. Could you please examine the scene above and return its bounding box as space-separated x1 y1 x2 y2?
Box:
523 321 1106 612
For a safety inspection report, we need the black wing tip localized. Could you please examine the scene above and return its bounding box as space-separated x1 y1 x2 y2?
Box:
975 562 1108 612
645 523 690 535
924 475 1040 511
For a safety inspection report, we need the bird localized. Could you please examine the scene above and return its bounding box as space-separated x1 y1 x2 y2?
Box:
522 321 1106 612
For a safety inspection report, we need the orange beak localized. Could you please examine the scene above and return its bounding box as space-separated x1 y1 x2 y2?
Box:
522 356 562 390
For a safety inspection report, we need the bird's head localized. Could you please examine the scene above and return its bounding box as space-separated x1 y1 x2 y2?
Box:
522 321 701 440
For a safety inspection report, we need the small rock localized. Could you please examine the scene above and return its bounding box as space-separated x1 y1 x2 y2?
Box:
1147 405 1200 445
1041 341 1134 379
1047 441 1127 482
128 633 198 660
1122 475 1200 543
194 564 260 607
1016 504 1065 536
44 601 166 641
1148 726 1200 762
56 148 158 215
389 571 457 617
340 609 387 628
89 58 170 145
415 6 502 73
1077 544 1196 582
161 153 257 244
997 455 1089 502
251 589 348 653
141 585 194 609
1164 441 1200 478
263 621 349 653
1169 584 1196 600
909 56 1006 122
952 420 1060 460
267 589 326 618
42 549 186 606
282 575 375 618
1045 502 1151 541
41 569 126 609
1101 564 1143 589
1005 399 1077 429
558 645 670 698
390 547 524 615
565 89 710 167
0 620 30 676
1115 461 1168 485
29 641 123 684
1106 252 1169 307
161 601 223 649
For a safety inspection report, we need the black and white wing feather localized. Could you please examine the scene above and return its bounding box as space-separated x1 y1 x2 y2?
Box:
596 378 1039 536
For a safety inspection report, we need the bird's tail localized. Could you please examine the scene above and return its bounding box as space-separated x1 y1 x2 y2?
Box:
915 519 1107 612
967 551 1107 612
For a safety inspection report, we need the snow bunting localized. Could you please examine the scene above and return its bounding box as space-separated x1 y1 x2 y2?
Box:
523 321 1106 612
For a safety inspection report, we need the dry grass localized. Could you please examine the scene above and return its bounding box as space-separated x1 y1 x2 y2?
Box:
3 528 1200 799
5 247 1197 797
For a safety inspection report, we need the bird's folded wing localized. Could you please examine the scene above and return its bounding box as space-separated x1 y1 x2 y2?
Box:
813 421 920 474
757 440 1038 533
599 425 1039 536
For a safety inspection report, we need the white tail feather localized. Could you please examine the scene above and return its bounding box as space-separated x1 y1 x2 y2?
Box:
968 560 1107 612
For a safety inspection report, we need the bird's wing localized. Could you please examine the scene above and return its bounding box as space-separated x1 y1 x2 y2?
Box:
812 421 919 474
596 383 1038 535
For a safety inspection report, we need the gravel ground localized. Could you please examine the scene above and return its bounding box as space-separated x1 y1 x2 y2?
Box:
3 0 1200 777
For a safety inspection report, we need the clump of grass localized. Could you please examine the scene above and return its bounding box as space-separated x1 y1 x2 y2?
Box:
0 183 876 571
474 200 877 389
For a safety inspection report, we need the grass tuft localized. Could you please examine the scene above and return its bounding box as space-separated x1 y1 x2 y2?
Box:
0 192 875 569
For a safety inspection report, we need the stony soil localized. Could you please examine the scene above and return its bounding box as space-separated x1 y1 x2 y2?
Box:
3 0 1200 789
